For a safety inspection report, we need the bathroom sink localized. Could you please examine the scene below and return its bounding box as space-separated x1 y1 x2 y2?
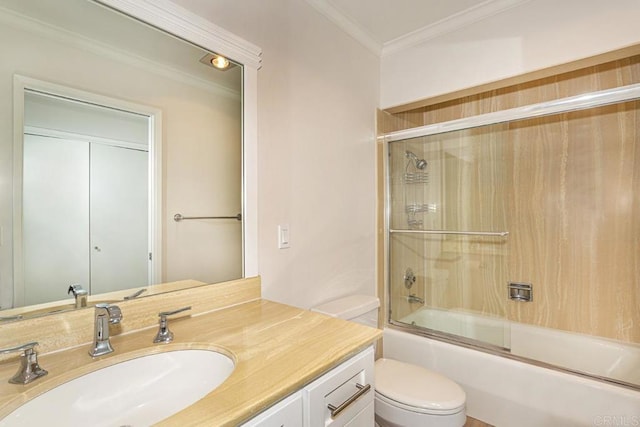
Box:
1 349 235 427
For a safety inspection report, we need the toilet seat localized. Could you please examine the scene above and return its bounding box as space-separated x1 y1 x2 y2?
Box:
375 391 462 416
375 358 466 415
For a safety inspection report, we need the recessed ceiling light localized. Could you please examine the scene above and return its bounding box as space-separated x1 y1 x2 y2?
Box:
210 55 230 69
199 53 235 71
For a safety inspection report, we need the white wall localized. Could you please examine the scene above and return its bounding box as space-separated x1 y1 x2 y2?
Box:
381 0 640 108
172 0 380 308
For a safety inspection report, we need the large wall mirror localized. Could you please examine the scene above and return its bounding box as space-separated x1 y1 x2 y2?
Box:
0 0 260 320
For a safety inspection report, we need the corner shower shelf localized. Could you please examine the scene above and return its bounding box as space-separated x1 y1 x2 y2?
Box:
403 172 429 184
390 229 509 237
405 204 437 214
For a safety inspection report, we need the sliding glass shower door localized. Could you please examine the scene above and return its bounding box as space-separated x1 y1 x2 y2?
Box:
387 126 511 349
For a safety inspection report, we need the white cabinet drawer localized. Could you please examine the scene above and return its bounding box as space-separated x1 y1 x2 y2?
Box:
303 346 375 427
344 402 374 427
240 391 303 427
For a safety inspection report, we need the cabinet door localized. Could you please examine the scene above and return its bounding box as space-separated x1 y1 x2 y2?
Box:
240 392 303 427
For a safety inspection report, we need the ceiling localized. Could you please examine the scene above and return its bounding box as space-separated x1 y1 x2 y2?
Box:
305 0 530 55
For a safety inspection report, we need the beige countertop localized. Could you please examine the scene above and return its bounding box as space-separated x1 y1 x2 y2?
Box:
0 299 381 426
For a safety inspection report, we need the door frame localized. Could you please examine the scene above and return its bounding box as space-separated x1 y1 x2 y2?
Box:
12 75 163 306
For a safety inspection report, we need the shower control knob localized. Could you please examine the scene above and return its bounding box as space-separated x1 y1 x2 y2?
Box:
404 268 416 289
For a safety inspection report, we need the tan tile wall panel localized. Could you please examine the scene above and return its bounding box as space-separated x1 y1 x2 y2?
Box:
377 108 417 134
506 103 640 342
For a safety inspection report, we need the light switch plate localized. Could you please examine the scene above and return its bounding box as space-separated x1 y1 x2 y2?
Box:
278 224 290 249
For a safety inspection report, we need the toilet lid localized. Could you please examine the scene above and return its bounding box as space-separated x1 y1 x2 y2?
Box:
375 358 466 413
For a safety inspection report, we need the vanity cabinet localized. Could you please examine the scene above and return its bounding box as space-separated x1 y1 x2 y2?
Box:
241 346 375 427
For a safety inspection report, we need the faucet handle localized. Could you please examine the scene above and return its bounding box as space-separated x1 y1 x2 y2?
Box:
124 288 147 300
0 341 39 355
108 305 123 324
0 315 23 323
68 284 88 309
0 342 48 384
158 306 192 318
154 306 192 344
67 284 88 296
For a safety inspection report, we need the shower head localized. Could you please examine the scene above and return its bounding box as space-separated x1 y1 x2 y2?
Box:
405 151 427 170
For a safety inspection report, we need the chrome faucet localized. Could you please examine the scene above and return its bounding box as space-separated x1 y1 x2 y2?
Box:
0 342 48 384
153 306 191 343
68 284 88 309
89 304 122 357
407 294 425 304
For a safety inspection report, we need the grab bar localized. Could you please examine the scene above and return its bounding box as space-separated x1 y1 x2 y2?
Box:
390 229 508 237
174 213 242 222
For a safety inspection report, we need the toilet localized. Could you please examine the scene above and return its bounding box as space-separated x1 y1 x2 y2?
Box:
312 295 466 427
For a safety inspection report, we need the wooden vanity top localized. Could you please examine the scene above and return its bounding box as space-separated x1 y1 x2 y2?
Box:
0 299 381 426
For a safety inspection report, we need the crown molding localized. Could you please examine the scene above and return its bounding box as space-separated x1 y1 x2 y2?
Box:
382 0 532 57
305 0 531 58
95 0 263 69
304 0 382 55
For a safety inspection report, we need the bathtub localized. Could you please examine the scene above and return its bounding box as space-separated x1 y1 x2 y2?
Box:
400 307 510 348
399 307 640 386
385 315 640 426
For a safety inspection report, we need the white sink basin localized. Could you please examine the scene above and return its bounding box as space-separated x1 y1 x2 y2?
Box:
1 349 234 427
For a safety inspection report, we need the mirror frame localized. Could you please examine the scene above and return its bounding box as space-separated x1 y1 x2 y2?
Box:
96 0 261 278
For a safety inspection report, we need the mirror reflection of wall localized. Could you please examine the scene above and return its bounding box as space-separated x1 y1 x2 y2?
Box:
0 0 243 312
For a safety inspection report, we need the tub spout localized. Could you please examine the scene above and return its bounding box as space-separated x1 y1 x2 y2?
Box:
407 294 424 304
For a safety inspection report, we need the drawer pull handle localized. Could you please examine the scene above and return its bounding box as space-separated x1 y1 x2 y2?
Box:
327 383 371 418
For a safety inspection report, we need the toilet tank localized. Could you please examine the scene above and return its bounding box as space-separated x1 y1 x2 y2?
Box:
311 295 379 328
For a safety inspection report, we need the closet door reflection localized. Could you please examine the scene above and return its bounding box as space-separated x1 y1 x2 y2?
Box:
23 135 90 305
23 135 149 305
90 143 148 295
